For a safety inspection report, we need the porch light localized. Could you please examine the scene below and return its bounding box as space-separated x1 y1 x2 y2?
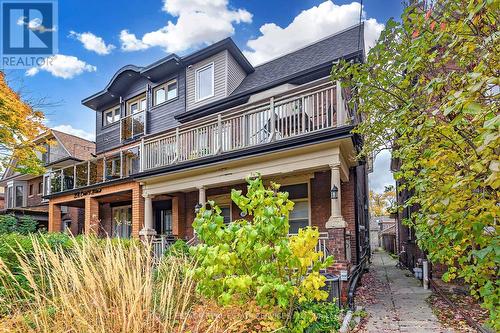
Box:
194 203 202 213
330 185 339 200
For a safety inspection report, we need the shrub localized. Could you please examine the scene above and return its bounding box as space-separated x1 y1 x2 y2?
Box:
191 176 334 332
300 302 342 333
164 239 190 258
0 235 201 333
0 214 38 235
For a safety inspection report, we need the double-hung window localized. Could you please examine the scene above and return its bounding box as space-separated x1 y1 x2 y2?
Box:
103 106 120 126
282 183 309 234
154 79 177 106
195 63 214 102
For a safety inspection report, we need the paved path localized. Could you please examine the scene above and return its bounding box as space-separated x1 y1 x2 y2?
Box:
363 251 453 333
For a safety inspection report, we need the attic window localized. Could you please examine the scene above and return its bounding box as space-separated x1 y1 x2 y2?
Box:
195 63 214 102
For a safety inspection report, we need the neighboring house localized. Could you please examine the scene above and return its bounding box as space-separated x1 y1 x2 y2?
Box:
0 130 95 231
0 188 4 210
369 215 397 253
391 156 427 272
44 24 371 285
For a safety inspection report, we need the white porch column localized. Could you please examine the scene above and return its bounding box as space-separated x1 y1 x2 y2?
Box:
198 186 206 205
326 164 347 228
139 194 156 238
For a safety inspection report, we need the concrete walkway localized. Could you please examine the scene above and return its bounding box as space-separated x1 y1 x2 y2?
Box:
363 251 453 333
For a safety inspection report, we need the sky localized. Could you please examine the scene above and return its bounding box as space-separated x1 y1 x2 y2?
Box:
4 0 403 193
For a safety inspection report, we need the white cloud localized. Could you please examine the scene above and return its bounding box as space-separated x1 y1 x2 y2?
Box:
119 30 149 51
51 125 95 142
243 1 384 65
369 150 395 193
119 0 252 53
25 54 96 79
69 31 115 55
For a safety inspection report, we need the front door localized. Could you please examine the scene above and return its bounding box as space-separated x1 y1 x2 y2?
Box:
112 205 132 238
156 209 172 236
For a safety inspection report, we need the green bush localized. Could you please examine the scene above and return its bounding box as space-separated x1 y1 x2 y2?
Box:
301 302 342 333
0 214 38 235
163 239 190 258
0 233 75 315
190 176 334 332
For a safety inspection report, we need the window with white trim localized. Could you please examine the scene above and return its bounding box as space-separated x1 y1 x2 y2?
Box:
103 106 120 126
282 183 309 234
127 95 146 116
154 79 177 106
195 63 214 101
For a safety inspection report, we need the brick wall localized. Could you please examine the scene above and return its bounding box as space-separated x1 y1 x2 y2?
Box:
342 169 357 264
311 171 330 233
27 176 45 208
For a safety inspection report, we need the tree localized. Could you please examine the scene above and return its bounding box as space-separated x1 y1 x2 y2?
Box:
332 0 499 328
0 71 46 175
370 186 396 217
191 176 334 332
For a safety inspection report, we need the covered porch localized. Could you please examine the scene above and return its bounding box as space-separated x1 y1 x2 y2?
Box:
139 139 362 267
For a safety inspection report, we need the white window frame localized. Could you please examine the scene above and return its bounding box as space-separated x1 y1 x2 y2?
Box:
126 94 147 116
103 105 120 126
195 62 215 102
153 79 178 106
280 181 311 233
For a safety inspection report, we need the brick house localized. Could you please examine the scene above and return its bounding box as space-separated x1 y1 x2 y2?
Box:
0 130 95 231
44 24 371 286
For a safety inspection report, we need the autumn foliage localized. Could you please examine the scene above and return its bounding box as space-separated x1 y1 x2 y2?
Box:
332 0 499 328
0 72 46 174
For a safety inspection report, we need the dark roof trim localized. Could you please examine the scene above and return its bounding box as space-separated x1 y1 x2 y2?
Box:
136 126 355 180
82 65 143 105
83 38 254 110
183 37 254 73
175 49 363 122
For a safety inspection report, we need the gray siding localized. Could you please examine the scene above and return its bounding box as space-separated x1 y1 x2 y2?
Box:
186 51 228 111
226 51 246 94
95 71 185 154
148 71 185 134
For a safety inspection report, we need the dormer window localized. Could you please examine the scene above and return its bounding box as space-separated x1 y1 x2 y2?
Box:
103 106 120 126
195 63 214 102
154 79 177 106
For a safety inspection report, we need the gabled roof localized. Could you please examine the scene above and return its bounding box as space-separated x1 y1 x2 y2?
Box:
50 130 95 161
176 23 365 122
83 38 254 110
232 24 365 95
0 130 96 182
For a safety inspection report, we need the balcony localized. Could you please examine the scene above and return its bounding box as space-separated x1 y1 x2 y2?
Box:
45 80 353 196
121 110 145 141
143 80 353 171
44 146 140 195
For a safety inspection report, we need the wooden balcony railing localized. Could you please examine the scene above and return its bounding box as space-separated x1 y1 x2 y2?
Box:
143 81 352 171
45 80 353 196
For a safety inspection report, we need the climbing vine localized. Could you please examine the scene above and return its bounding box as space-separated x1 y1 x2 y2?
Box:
332 0 499 328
